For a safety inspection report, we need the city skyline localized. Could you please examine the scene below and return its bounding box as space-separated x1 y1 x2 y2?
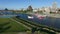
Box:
0 0 60 10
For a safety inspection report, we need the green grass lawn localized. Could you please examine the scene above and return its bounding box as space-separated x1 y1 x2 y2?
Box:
0 18 29 32
0 18 10 23
0 18 57 34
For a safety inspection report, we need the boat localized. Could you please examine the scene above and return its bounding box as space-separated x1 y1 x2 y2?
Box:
34 14 47 19
28 16 34 19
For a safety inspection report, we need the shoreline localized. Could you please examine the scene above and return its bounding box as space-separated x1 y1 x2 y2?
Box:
47 14 60 18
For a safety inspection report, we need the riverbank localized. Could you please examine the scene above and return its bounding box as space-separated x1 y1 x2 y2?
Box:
47 14 60 18
0 18 29 32
26 12 60 18
0 15 17 18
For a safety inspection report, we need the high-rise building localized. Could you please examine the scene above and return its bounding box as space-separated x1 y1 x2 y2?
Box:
52 2 57 9
52 2 57 12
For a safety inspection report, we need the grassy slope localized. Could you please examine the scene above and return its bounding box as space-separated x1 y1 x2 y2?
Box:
0 18 28 32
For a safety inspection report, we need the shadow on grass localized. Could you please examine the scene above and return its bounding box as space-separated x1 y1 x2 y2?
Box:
0 22 11 33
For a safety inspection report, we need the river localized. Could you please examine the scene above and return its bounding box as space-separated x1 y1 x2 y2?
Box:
17 14 60 30
0 11 60 30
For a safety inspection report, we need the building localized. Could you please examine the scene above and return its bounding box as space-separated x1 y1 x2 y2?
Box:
51 2 58 13
43 7 50 14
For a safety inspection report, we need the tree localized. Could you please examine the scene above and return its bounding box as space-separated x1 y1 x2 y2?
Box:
5 8 8 11
27 5 33 11
58 9 60 11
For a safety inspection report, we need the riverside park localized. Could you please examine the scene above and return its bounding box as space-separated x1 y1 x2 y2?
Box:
0 0 60 34
0 9 60 34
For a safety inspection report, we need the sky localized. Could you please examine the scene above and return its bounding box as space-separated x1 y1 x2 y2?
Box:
0 0 60 10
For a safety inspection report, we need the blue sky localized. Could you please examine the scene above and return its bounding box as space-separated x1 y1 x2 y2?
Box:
0 0 60 10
